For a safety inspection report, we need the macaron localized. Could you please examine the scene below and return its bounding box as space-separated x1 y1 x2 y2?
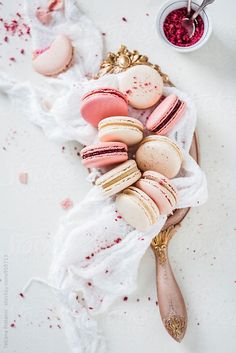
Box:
80 88 128 127
136 171 178 215
135 136 183 178
95 159 141 197
115 186 160 232
98 116 144 146
81 142 128 168
146 94 186 135
118 65 163 109
32 35 73 76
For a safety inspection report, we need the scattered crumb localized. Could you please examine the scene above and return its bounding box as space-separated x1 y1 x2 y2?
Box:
18 172 28 184
60 198 73 210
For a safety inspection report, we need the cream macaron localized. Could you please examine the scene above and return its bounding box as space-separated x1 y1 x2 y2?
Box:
116 186 160 232
98 116 144 146
32 35 73 76
95 159 141 197
135 136 183 178
118 65 163 109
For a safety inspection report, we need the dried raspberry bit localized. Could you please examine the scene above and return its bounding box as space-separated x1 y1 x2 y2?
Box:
85 256 90 260
88 307 93 310
60 198 73 210
123 296 128 301
10 323 16 328
9 57 16 62
20 49 25 54
125 89 132 95
163 7 204 47
122 17 127 22
4 36 8 42
19 172 28 184
101 32 106 36
114 237 122 244
19 292 24 298
87 282 92 286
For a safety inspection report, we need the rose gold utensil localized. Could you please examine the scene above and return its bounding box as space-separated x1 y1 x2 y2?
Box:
151 133 199 342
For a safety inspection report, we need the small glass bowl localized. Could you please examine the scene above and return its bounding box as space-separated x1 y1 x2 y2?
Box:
156 0 212 53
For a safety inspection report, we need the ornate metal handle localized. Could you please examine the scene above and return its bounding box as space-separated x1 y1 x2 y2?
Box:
151 227 187 342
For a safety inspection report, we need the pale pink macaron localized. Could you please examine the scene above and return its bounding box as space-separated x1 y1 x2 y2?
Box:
80 142 128 168
136 171 178 215
80 88 128 127
32 35 73 76
146 94 186 135
135 136 183 178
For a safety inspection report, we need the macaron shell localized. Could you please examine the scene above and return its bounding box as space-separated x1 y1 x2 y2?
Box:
116 186 160 231
98 116 144 146
146 94 187 135
81 142 128 168
95 160 141 197
136 178 175 215
80 89 128 127
118 65 163 109
136 136 183 178
32 35 73 76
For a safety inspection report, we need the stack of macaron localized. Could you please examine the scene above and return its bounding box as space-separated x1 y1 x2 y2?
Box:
79 65 187 232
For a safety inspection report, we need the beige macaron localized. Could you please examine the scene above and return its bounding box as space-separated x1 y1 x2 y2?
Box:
135 136 183 178
116 186 160 231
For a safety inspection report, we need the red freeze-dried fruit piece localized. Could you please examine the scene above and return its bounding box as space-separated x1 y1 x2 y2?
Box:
163 7 204 47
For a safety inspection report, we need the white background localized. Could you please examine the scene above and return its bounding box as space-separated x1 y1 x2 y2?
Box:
0 0 236 353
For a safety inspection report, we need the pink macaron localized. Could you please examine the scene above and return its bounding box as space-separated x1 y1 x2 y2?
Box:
80 142 128 168
80 88 129 127
136 171 178 215
146 94 186 135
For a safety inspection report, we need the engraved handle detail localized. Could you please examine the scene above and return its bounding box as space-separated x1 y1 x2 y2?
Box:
152 227 187 342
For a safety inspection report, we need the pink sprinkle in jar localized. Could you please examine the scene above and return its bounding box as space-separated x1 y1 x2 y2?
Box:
157 1 212 52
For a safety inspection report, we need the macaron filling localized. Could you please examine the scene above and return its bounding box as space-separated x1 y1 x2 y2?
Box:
82 147 127 159
82 88 127 103
151 99 183 133
99 119 143 131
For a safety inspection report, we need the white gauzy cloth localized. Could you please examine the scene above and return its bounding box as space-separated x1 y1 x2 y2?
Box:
0 1 207 353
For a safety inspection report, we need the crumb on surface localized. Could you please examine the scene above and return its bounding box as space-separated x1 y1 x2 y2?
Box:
19 172 28 184
60 198 73 210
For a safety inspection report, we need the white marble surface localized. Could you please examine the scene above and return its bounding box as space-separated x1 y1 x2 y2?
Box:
0 0 236 352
